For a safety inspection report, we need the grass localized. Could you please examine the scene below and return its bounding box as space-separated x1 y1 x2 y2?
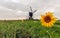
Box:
0 20 60 38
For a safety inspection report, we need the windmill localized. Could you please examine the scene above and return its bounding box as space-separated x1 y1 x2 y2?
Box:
29 6 37 20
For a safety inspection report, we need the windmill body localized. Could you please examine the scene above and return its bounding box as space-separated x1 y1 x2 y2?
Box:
29 12 33 19
29 7 37 20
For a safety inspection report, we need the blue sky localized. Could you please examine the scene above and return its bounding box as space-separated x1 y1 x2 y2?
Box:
0 0 60 20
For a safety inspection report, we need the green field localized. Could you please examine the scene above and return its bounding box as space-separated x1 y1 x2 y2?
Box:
0 20 60 38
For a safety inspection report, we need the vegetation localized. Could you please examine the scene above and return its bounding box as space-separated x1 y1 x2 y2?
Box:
0 20 60 38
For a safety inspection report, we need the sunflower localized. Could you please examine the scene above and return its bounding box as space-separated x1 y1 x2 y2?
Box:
40 12 56 27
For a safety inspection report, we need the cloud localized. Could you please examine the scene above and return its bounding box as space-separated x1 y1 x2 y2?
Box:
0 0 60 20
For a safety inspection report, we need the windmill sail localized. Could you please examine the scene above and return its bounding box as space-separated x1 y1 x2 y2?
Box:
30 6 33 12
33 10 37 13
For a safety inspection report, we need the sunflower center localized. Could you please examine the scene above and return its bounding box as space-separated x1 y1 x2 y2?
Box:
44 16 51 23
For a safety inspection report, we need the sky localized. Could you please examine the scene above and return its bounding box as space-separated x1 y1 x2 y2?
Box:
0 0 60 20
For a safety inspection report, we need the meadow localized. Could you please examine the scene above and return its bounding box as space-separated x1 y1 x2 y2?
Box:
0 20 60 38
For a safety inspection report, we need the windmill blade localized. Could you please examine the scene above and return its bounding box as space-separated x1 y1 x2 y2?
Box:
33 10 37 13
30 6 33 12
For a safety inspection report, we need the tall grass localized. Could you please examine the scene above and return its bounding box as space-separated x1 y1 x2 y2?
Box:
0 20 60 38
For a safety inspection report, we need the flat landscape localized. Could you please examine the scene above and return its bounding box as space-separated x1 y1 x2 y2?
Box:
0 20 60 38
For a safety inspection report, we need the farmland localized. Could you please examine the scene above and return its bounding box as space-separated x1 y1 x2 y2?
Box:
0 20 60 38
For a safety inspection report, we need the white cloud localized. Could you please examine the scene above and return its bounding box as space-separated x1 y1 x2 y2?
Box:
0 0 60 20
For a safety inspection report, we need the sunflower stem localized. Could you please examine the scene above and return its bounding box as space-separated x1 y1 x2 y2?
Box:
47 30 52 38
